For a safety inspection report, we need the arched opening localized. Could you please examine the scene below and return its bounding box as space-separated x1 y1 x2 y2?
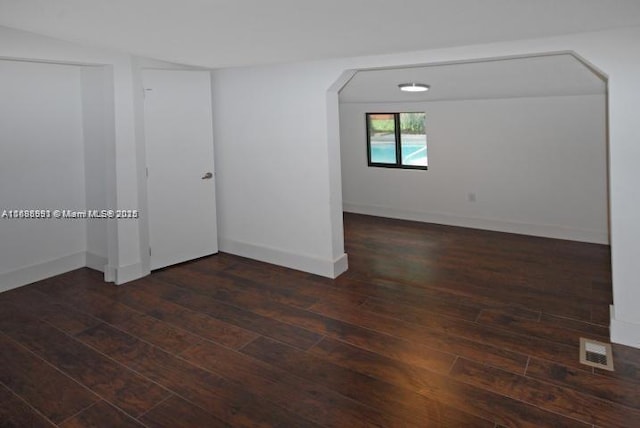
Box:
327 51 611 329
336 52 608 243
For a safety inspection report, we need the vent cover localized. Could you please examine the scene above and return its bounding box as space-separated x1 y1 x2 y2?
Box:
579 338 614 371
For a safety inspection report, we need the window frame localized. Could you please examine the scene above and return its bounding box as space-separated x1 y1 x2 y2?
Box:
365 112 428 170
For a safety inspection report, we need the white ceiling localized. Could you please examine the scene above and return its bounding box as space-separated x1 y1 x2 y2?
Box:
1 0 640 68
339 54 606 103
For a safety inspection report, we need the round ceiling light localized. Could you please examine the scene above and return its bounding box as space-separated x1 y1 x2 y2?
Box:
398 83 430 92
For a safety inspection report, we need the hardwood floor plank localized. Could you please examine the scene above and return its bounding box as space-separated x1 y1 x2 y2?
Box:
363 295 481 322
59 401 146 428
37 285 203 355
36 276 258 351
591 280 613 304
450 357 640 428
476 310 609 346
141 274 459 373
0 288 101 336
225 251 499 316
354 297 587 370
123 278 316 350
352 264 593 322
338 271 574 323
307 336 590 428
0 213 625 427
314 270 545 323
5 283 202 356
156 263 319 309
140 395 231 428
109 311 203 356
181 340 418 428
539 313 609 339
526 357 640 410
309 336 454 394
0 383 55 428
0 333 99 424
310 299 528 374
241 336 483 427
590 303 611 326
220 262 330 301
0 306 170 417
76 323 320 427
343 214 605 322
594 355 640 385
608 343 640 366
130 277 324 351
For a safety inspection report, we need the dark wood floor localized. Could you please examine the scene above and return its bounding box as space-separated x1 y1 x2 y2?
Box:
2 213 640 427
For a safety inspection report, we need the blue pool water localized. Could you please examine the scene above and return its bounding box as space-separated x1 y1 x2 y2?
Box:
371 142 428 166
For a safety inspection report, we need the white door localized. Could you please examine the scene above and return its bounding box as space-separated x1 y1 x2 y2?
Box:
142 69 218 270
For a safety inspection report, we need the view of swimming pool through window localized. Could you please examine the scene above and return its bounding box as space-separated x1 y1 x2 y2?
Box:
367 113 428 168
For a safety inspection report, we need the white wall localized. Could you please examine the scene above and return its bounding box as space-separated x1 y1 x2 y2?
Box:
81 66 113 271
340 95 608 243
211 62 349 277
0 25 143 285
0 60 87 291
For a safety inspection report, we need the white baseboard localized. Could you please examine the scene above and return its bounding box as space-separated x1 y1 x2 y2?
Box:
343 203 609 244
220 237 347 279
114 262 146 285
104 265 116 282
85 252 108 273
610 305 640 349
0 252 154 291
333 253 349 278
0 252 86 293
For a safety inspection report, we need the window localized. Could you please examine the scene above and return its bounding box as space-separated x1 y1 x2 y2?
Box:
366 112 428 169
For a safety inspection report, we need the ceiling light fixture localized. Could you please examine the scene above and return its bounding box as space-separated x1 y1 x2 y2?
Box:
398 83 430 92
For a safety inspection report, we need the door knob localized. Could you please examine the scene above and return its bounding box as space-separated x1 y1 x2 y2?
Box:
201 172 213 179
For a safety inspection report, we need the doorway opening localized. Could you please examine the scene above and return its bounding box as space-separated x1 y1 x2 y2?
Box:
335 52 609 245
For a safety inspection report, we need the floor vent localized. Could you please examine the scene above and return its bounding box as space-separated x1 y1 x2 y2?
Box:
579 338 614 371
